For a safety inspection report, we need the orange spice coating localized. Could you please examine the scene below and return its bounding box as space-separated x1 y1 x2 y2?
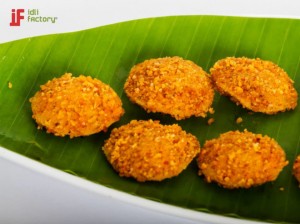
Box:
210 57 298 114
103 120 200 182
30 73 124 138
293 155 300 184
198 130 288 189
124 57 215 120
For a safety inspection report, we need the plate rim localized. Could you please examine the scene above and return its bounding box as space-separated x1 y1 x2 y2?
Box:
0 146 268 224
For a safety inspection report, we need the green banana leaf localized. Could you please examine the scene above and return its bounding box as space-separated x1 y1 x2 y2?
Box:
1 15 300 223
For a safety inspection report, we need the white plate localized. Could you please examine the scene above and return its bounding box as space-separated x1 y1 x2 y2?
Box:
0 147 267 224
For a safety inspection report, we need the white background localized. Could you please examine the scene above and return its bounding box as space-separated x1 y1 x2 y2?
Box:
1 0 300 43
1 0 300 224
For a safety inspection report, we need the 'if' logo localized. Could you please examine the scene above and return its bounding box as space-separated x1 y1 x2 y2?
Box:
10 9 25 26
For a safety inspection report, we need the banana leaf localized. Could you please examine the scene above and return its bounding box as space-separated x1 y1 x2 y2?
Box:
1 15 300 223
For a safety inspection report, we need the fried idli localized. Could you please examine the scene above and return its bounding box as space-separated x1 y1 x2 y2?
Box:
198 130 288 189
30 73 124 138
103 119 200 182
293 155 300 184
210 57 298 114
124 56 214 120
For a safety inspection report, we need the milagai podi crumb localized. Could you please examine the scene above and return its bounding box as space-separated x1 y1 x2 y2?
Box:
236 117 243 124
207 118 215 125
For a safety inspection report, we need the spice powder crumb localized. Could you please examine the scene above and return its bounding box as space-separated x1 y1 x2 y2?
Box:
207 118 215 125
236 117 243 124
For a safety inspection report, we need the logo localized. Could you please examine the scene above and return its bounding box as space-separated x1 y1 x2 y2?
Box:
9 9 58 27
10 9 25 26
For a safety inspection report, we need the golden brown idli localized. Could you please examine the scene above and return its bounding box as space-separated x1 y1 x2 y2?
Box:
124 56 214 120
210 57 298 114
293 155 300 185
30 73 124 138
103 119 200 181
198 130 288 189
